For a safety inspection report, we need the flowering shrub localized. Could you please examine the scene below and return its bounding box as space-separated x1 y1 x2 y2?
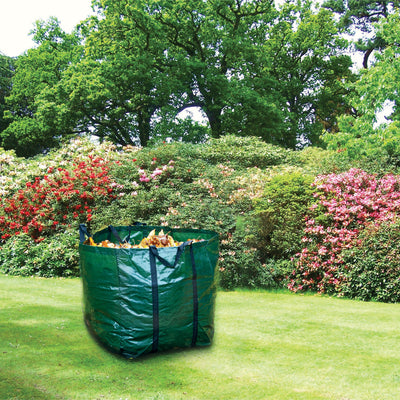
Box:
93 148 241 234
11 135 400 295
0 138 119 198
0 154 116 241
91 140 286 289
290 169 400 294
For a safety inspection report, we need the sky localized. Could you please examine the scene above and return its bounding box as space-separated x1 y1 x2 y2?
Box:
0 0 94 57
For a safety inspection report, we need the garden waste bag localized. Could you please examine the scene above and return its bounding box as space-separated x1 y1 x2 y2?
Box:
79 224 219 358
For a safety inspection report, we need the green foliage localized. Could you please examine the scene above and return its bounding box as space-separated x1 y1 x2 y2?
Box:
0 230 79 277
2 1 354 153
266 1 353 147
0 53 14 133
340 220 400 303
289 146 354 174
218 231 276 290
253 170 316 260
151 113 210 145
197 135 291 169
323 0 399 68
2 133 400 298
0 135 290 284
322 13 400 169
323 116 400 169
1 18 84 156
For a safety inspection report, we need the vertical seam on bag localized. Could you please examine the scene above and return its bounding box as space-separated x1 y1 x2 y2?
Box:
190 244 199 347
149 248 159 353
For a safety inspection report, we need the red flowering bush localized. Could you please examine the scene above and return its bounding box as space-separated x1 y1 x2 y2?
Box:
289 169 400 294
0 155 116 241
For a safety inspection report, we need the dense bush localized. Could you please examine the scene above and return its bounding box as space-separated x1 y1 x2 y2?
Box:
339 221 400 303
0 136 288 286
0 155 116 241
2 136 400 300
290 169 400 295
0 229 79 277
218 230 276 290
196 135 291 169
253 170 316 260
0 138 118 198
92 138 281 289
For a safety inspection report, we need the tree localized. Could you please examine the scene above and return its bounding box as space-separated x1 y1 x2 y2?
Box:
1 18 84 156
323 0 400 68
84 0 280 144
68 0 184 147
88 0 351 148
1 0 354 153
323 12 400 164
0 53 14 133
261 1 353 147
153 0 279 139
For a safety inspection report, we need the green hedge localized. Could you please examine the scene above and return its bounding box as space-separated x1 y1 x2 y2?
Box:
340 221 400 303
2 135 400 300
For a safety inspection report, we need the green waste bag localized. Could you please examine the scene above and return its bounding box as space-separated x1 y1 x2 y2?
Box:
79 224 219 358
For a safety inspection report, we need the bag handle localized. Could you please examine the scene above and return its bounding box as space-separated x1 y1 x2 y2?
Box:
149 241 198 353
126 222 147 243
108 225 125 243
108 223 148 244
149 240 193 269
79 224 91 243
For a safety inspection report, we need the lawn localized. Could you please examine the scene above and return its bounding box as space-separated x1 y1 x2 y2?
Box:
1 274 400 400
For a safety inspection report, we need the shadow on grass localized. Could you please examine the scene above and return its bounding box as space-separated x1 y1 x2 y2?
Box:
83 316 214 362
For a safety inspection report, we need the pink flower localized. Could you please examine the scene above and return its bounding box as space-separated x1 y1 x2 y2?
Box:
139 175 150 183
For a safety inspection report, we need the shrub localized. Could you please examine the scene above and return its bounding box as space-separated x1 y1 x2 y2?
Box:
0 229 80 277
323 116 400 171
197 135 291 169
0 155 116 241
90 138 285 289
218 230 275 290
290 169 400 294
253 170 316 260
0 135 312 289
289 146 354 175
0 138 119 198
264 258 295 289
339 220 400 303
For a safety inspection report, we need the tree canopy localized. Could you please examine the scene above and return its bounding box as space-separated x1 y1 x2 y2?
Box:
323 0 400 68
0 53 14 134
0 0 393 156
323 12 400 163
0 18 84 156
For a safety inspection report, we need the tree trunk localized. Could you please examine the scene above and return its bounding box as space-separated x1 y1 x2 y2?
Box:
205 107 223 138
138 110 151 147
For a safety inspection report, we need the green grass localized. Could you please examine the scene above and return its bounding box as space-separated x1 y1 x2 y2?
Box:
1 275 400 400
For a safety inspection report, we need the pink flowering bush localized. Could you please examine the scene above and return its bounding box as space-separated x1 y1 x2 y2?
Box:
289 168 400 294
